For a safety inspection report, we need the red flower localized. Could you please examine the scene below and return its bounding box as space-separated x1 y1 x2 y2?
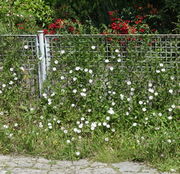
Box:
48 23 57 29
108 11 114 16
139 28 145 33
43 29 49 34
68 26 75 33
49 30 56 34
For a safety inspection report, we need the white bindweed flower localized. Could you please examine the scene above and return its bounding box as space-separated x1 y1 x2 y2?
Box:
85 121 89 124
167 139 171 143
168 89 173 94
132 123 137 126
170 76 175 80
105 137 109 142
130 88 135 91
13 123 18 127
158 113 162 116
14 77 18 80
148 83 153 87
73 77 77 81
75 67 80 71
171 104 175 108
161 68 165 72
154 92 158 96
126 81 131 85
142 108 147 112
54 60 58 64
167 116 172 120
57 120 61 124
66 140 71 144
115 49 119 53
72 89 77 93
117 58 121 62
103 122 107 126
60 50 65 54
71 104 75 107
0 90 2 94
105 59 109 63
159 63 163 67
52 67 57 71
168 108 172 112
81 117 85 121
75 151 80 156
148 88 154 93
42 93 47 98
109 66 114 71
127 98 131 102
64 130 68 134
98 122 102 126
89 79 93 83
24 45 28 49
20 67 25 71
120 94 124 100
156 70 160 73
9 81 13 85
149 96 153 100
82 88 86 92
126 112 129 116
89 69 93 74
10 68 14 71
107 108 115 115
69 70 73 73
91 45 96 50
60 76 65 80
2 84 6 88
111 128 115 132
84 68 88 72
87 109 92 112
80 92 86 97
106 116 110 121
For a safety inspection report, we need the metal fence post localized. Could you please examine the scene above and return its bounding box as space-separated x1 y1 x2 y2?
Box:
37 30 46 96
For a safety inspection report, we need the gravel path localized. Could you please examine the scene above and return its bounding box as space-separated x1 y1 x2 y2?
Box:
0 154 174 174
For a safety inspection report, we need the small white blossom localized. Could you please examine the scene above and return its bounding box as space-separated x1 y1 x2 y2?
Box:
106 116 110 121
105 59 109 63
161 68 166 72
126 81 131 85
60 76 65 80
159 63 164 67
171 104 175 108
148 88 154 93
120 94 124 100
84 68 88 72
105 137 109 142
126 112 129 116
117 58 121 62
24 45 28 49
154 92 158 96
156 70 160 73
72 89 77 93
66 140 71 144
149 96 153 100
42 93 47 98
80 92 86 97
91 45 96 50
75 151 80 156
87 109 92 112
54 60 58 64
75 66 81 71
107 108 115 115
89 69 93 74
109 66 114 71
89 79 93 83
2 84 6 88
142 108 147 112
167 116 172 120
64 130 68 134
52 67 57 71
115 49 119 53
71 104 75 107
167 139 171 143
73 77 77 81
132 123 137 126
111 128 115 132
10 68 14 71
57 120 61 124
168 89 173 94
60 50 65 54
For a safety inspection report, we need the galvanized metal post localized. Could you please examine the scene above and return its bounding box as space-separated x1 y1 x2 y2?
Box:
37 30 46 96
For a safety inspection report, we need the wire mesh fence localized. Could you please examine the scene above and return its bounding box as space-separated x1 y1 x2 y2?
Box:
0 33 179 96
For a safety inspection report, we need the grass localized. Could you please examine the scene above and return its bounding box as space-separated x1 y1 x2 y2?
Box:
0 110 179 173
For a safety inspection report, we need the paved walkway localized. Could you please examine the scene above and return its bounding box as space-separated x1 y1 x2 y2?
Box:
0 154 174 174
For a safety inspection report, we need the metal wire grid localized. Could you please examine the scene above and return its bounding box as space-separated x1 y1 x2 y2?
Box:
0 35 39 96
45 34 180 70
